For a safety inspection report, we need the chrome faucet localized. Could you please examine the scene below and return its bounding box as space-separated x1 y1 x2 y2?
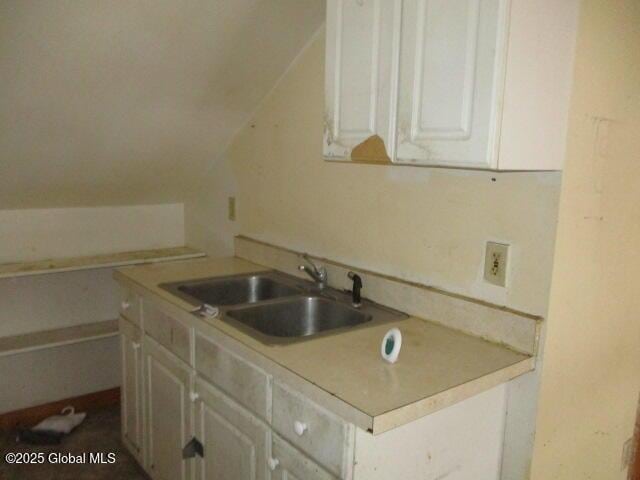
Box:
298 253 327 289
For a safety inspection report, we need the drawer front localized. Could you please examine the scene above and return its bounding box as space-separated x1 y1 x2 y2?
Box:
272 382 352 478
271 434 338 480
120 288 142 326
195 333 271 421
144 303 192 365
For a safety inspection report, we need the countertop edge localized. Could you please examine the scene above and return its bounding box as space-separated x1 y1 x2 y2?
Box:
370 357 535 434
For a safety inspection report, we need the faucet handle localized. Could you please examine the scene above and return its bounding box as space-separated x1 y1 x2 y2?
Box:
348 271 362 308
300 253 321 275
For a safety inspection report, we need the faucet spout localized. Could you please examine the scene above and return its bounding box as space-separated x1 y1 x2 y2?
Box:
298 254 328 289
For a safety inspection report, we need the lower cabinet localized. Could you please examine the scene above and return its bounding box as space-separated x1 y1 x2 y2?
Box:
144 337 194 480
119 292 506 480
194 377 270 480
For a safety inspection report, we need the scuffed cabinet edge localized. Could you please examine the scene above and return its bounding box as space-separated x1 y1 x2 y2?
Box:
324 116 352 160
324 0 350 161
485 0 512 170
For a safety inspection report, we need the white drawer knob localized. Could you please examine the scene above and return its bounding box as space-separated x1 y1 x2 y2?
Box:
267 457 279 471
121 300 131 310
190 392 200 402
294 421 308 436
132 342 141 350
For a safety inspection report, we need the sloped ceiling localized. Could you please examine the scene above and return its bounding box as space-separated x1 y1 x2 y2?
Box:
0 0 325 209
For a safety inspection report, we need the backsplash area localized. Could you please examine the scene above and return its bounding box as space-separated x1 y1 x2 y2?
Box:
235 235 541 356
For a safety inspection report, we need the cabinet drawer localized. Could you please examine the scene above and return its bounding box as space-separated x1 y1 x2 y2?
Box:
195 333 271 421
271 434 338 480
120 288 142 326
144 303 192 365
272 382 352 478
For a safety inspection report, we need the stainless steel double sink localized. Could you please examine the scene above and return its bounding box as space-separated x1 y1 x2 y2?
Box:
160 271 406 343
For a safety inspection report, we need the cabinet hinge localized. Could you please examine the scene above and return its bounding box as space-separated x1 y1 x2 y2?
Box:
182 437 204 459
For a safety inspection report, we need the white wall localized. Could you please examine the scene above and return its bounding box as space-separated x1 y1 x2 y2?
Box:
0 204 185 263
0 338 120 414
0 270 118 338
0 0 324 209
531 1 640 478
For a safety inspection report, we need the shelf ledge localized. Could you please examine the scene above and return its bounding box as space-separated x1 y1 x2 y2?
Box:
0 319 119 357
0 246 206 280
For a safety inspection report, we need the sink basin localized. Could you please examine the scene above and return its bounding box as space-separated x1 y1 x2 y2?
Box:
161 273 301 306
227 296 372 338
162 270 407 342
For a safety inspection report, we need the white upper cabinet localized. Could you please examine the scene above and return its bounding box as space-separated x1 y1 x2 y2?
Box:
324 0 402 163
396 0 501 168
324 0 579 170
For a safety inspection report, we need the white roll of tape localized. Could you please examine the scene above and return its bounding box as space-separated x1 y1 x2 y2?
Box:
381 328 402 364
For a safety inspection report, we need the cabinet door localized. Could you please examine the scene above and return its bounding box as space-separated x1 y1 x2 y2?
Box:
194 377 270 480
270 435 338 480
120 317 143 461
395 0 506 168
324 0 403 163
145 337 193 480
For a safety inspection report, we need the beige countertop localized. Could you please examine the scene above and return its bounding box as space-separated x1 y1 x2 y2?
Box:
115 256 534 433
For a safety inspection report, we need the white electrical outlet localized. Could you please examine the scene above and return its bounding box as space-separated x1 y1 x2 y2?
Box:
484 242 509 287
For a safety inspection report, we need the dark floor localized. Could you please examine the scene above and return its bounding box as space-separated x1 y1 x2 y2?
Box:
0 406 148 480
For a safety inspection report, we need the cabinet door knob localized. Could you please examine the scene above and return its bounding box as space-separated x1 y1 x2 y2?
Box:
132 342 141 350
294 421 308 436
267 457 280 471
121 300 131 310
189 392 200 402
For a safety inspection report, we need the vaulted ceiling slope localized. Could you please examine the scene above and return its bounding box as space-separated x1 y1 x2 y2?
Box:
0 0 325 208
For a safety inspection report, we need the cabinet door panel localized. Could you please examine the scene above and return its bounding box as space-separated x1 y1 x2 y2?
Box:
145 338 193 480
195 377 269 480
396 0 503 167
324 0 402 162
413 0 481 138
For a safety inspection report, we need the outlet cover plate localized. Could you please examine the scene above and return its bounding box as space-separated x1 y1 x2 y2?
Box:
484 242 509 287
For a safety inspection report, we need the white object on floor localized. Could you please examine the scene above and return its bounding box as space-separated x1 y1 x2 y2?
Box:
32 406 86 434
381 328 402 364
